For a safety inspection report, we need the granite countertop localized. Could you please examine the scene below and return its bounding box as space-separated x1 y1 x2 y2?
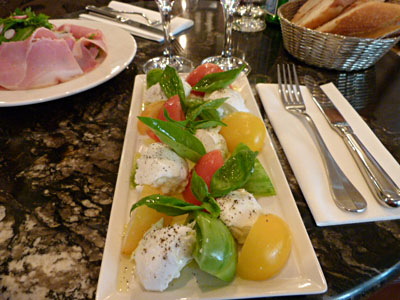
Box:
1 1 400 300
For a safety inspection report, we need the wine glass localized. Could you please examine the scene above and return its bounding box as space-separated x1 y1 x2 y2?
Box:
233 0 267 32
143 0 194 73
201 0 251 75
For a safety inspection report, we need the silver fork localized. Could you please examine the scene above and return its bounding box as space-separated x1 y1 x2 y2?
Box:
277 64 367 213
172 38 184 55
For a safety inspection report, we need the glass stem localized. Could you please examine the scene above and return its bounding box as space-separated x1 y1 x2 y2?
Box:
222 5 234 59
159 4 173 60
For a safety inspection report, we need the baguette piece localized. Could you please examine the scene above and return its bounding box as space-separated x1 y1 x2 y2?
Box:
292 0 357 29
316 1 400 37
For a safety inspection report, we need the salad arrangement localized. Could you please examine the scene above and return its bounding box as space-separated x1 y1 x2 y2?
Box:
0 8 53 44
121 63 292 292
0 8 107 90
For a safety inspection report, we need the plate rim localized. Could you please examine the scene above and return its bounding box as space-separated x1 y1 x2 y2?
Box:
96 74 327 300
0 18 137 107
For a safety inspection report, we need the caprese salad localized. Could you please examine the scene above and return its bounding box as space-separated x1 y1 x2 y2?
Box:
121 63 292 292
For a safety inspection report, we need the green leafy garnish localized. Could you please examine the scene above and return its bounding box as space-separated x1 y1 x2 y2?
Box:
185 97 227 121
138 116 206 162
191 170 220 218
159 65 186 104
193 211 237 282
192 65 245 93
0 8 53 44
210 143 256 197
130 195 203 216
243 159 276 197
146 68 163 89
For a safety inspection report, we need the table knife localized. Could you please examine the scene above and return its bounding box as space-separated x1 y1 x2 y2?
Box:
304 75 400 208
85 5 164 35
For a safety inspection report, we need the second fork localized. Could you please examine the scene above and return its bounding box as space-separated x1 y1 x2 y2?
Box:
278 64 367 213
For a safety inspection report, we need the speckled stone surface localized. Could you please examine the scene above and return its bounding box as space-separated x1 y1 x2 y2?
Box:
1 1 400 300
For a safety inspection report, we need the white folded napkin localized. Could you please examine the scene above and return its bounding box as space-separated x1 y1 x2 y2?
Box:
257 83 400 226
79 1 194 42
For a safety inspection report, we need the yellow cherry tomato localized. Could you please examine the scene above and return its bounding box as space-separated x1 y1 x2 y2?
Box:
237 214 292 281
137 101 165 135
121 185 173 256
220 112 266 152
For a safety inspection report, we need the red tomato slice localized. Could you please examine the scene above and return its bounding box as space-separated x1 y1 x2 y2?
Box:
146 128 161 142
147 95 185 142
183 150 224 205
186 63 223 97
157 95 185 121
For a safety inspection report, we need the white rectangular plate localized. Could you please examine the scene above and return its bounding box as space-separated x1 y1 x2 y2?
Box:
96 74 327 300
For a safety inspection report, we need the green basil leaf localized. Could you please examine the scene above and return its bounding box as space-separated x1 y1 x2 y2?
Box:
181 97 204 113
191 170 210 203
210 143 256 197
191 171 221 217
192 65 246 93
231 142 257 156
163 108 189 129
146 68 163 88
193 211 237 282
200 108 221 121
243 158 276 197
159 65 186 104
193 120 226 130
131 194 203 216
201 196 221 218
186 98 228 121
138 116 206 162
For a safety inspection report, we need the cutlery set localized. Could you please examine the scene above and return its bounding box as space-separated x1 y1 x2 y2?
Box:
85 5 164 35
277 64 400 212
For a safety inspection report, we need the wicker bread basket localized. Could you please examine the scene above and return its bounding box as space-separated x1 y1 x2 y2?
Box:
278 0 400 71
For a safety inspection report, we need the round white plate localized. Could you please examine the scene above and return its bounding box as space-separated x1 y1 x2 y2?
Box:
0 19 137 107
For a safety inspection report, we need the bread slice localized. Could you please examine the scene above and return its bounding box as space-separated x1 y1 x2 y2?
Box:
316 1 400 37
291 0 357 29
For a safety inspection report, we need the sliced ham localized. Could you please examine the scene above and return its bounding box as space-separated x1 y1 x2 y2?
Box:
0 39 30 89
31 27 59 40
57 24 103 40
0 24 107 90
72 37 107 72
18 38 84 89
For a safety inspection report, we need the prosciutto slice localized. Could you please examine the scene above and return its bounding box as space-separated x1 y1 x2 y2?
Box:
0 24 107 90
58 24 107 72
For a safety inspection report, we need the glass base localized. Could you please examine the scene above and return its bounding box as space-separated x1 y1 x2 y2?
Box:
201 55 251 75
233 17 266 32
143 55 194 73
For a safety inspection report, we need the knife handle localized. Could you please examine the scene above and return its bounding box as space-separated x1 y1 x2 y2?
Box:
340 128 400 207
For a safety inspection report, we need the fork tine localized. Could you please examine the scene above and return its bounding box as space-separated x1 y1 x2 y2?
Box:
277 64 284 101
172 38 184 55
278 64 289 106
285 64 294 104
279 64 289 105
291 64 304 104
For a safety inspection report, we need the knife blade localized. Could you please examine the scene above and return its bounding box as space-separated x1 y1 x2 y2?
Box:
85 5 164 35
304 75 400 208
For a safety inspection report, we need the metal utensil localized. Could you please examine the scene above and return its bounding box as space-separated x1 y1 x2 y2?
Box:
277 64 367 213
85 6 163 35
304 75 400 208
172 38 184 55
86 5 161 26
